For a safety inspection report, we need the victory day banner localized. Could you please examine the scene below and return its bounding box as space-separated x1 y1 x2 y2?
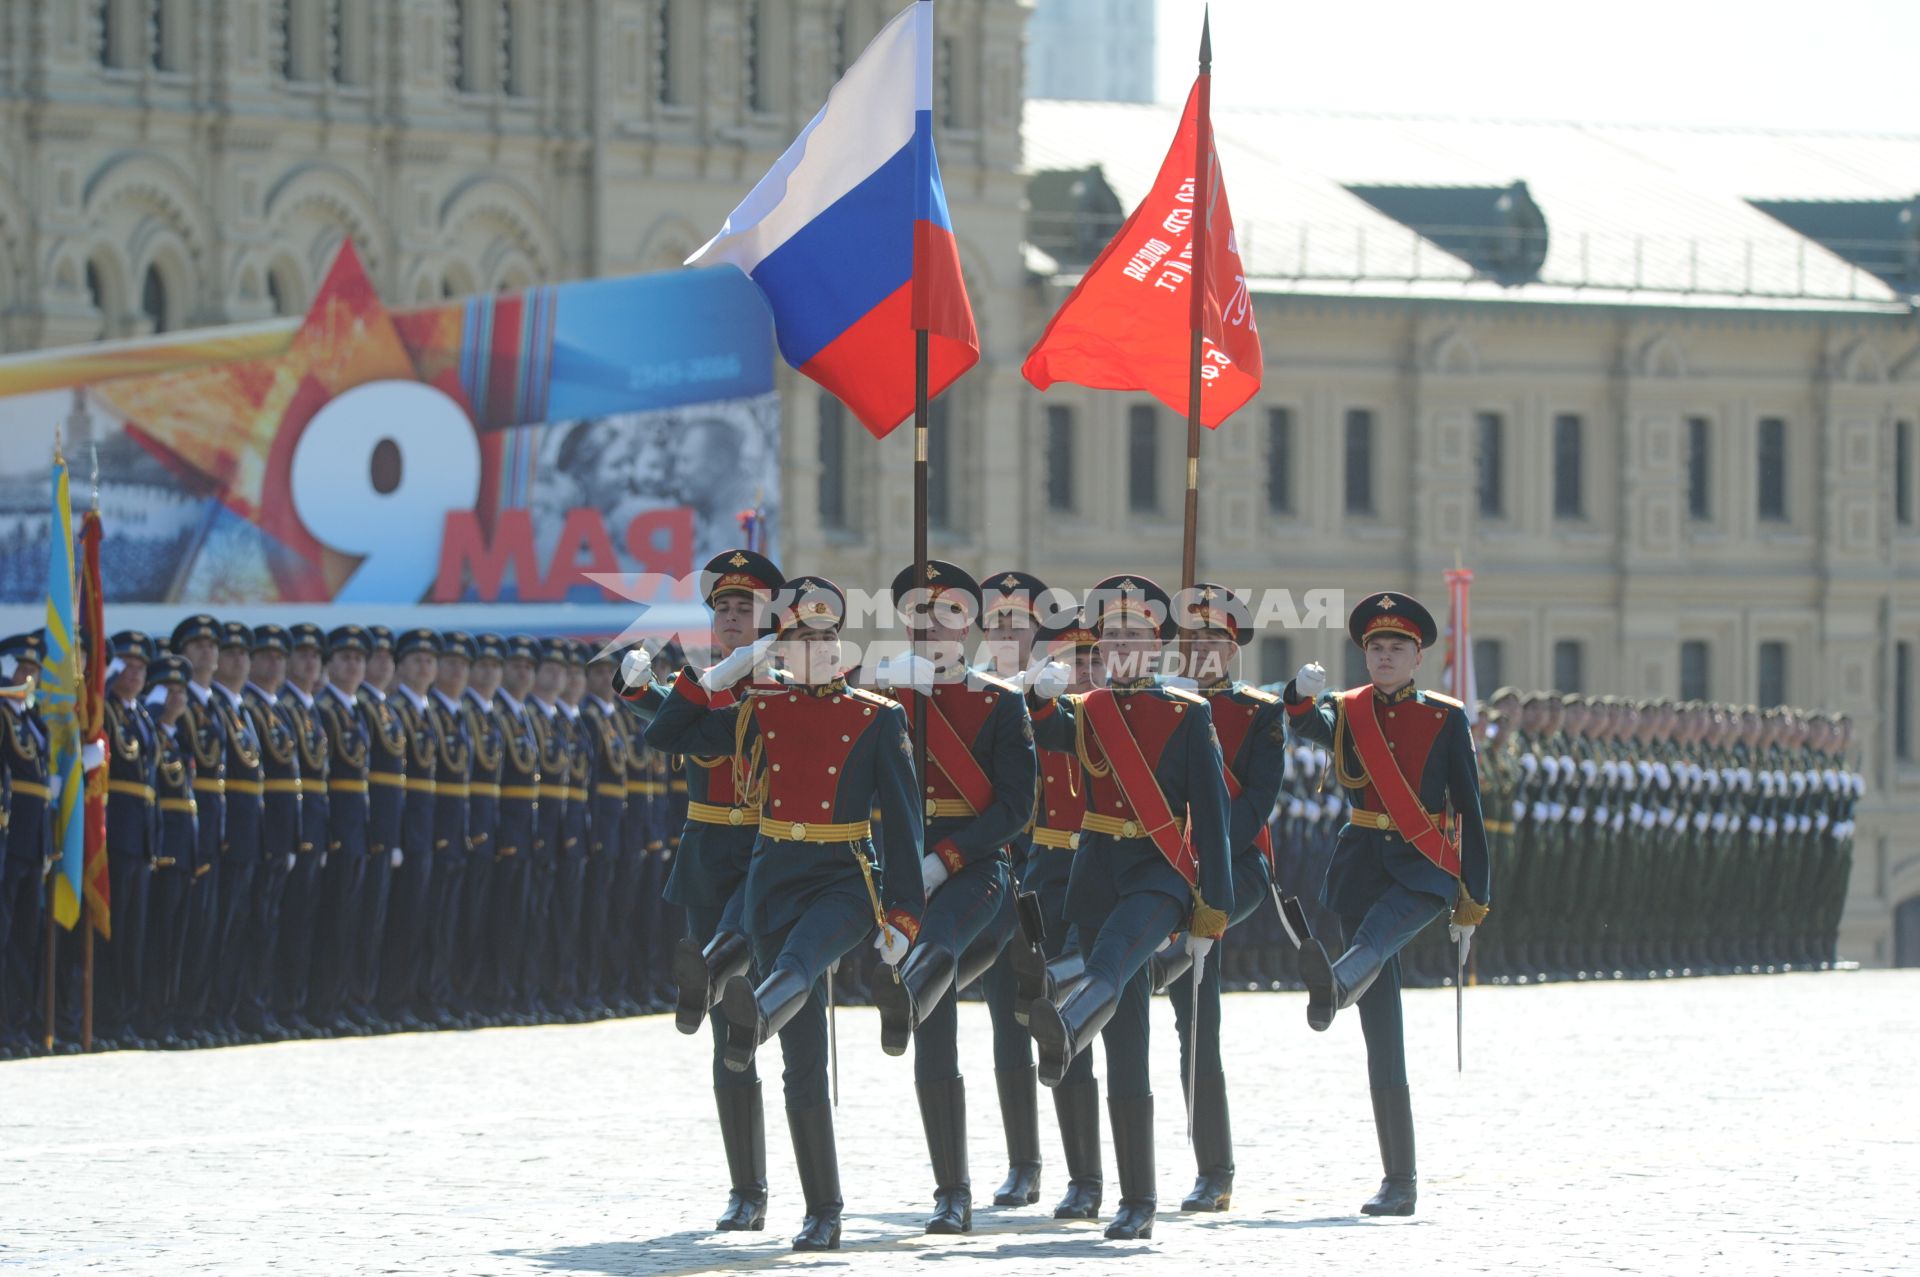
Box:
0 245 779 635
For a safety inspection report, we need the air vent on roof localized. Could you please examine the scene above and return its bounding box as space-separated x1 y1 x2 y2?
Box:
1344 179 1549 286
1026 166 1126 270
1747 198 1920 296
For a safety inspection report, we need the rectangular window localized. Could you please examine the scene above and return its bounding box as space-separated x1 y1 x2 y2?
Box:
1898 420 1913 527
1680 639 1710 702
1472 637 1503 695
1757 416 1788 522
1266 407 1293 515
654 0 677 105
1259 635 1293 687
744 0 764 112
1344 408 1374 515
1553 413 1584 519
817 394 846 530
1343 645 1369 690
1552 639 1583 694
1897 641 1912 762
928 396 953 531
1475 411 1504 517
1687 416 1712 521
1128 404 1159 513
1045 405 1074 513
1757 640 1788 709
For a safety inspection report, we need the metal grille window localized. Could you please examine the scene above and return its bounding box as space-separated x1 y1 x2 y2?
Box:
1344 408 1374 515
1680 639 1710 702
1552 639 1583 694
1266 407 1293 515
1687 416 1712 521
1046 405 1074 513
1472 638 1503 695
1757 417 1788 521
1476 411 1504 517
1128 404 1159 513
1757 641 1788 709
1553 413 1583 519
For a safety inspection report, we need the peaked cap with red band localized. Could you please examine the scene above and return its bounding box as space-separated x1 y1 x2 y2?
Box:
1347 590 1437 649
1087 573 1175 640
700 548 785 607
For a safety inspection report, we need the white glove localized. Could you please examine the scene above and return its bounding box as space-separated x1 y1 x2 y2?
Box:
1185 933 1214 960
1568 806 1585 825
1580 758 1597 781
1531 801 1548 822
1692 811 1709 832
1654 763 1671 790
700 634 777 692
1519 753 1539 775
285 853 296 872
873 923 911 965
1029 660 1070 701
390 847 404 868
921 853 950 896
1287 798 1306 819
1449 923 1476 948
1594 805 1609 825
1600 760 1618 783
1746 815 1763 834
49 774 64 803
1759 772 1775 795
1764 817 1778 837
1711 812 1728 833
1851 774 1866 797
1542 757 1561 782
1815 810 1831 831
82 739 106 770
619 647 653 690
872 652 935 693
1628 802 1645 824
1609 811 1624 832
1293 662 1327 699
1658 807 1675 828
1511 800 1526 820
1321 794 1342 816
1549 802 1566 822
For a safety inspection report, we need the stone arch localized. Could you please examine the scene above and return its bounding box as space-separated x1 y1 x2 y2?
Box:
82 151 215 266
635 213 704 273
263 162 389 286
134 239 194 334
1834 337 1887 386
72 242 133 340
1634 333 1688 379
0 175 31 320
440 174 562 286
1424 328 1480 376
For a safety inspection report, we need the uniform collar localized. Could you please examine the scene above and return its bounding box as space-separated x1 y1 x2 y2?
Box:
187 679 213 705
325 682 358 708
799 676 849 698
530 694 558 718
431 687 463 713
1374 680 1418 704
287 683 316 708
497 688 526 716
1110 675 1157 694
395 682 429 711
1201 677 1237 695
362 684 387 703
589 694 616 715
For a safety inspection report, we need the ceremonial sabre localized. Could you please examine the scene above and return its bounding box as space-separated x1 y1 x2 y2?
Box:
1185 943 1201 1143
1454 929 1470 1073
828 960 840 1107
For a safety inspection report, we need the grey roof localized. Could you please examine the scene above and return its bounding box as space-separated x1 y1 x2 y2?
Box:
1021 100 1920 312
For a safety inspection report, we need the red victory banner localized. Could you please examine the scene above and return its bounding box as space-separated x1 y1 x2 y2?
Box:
1021 77 1262 428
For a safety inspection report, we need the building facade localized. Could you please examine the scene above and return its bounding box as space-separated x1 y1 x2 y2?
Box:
3 2 1918 965
1022 0 1154 103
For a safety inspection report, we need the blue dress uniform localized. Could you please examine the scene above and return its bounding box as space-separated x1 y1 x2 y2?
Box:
869 561 1034 1237
1283 591 1491 1218
277 624 332 1036
211 622 267 1040
424 638 475 1027
577 653 631 1019
169 617 227 1043
456 635 505 1022
612 676 657 1016
1027 574 1234 1243
141 655 198 1046
311 628 372 1032
550 642 592 1015
381 629 442 1026
0 633 51 1055
489 643 543 1018
619 549 783 1233
355 659 409 1031
646 575 925 1253
1162 584 1287 1213
525 662 572 1015
241 626 302 1040
102 632 160 1046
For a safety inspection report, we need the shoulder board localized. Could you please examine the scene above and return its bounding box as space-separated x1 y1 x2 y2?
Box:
1162 686 1206 705
846 686 899 709
970 670 1020 696
1236 684 1280 705
1423 691 1464 710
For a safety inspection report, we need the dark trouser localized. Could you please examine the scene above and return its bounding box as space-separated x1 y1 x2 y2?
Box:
1169 850 1271 1081
602 850 644 1001
425 847 468 1014
551 850 587 1003
355 850 394 1013
213 796 263 1022
102 851 153 1037
179 862 222 1023
309 827 367 1024
486 846 531 1006
381 834 434 1015
0 852 40 1043
1341 884 1449 1089
580 849 617 1003
1082 891 1185 1101
521 855 556 1008
638 848 672 1004
979 890 1033 1073
754 893 874 1110
243 840 293 1030
912 859 1010 1083
142 865 191 1037
688 901 759 1089
454 847 494 1012
276 850 325 1020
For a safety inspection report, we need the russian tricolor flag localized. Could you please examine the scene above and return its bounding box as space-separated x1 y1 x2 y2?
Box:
686 0 977 438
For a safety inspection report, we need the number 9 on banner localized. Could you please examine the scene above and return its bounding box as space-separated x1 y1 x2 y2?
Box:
291 380 482 603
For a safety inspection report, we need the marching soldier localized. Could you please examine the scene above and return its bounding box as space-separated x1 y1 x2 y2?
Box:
211 620 267 1043
0 632 31 1058
1156 583 1286 1214
578 644 632 1020
238 625 301 1042
1284 591 1490 1218
456 634 507 1024
1025 574 1235 1242
101 631 159 1048
552 641 592 1019
867 561 1035 1236
355 627 409 1033
618 549 783 1232
277 624 331 1037
525 640 573 1017
424 633 475 1028
311 627 372 1035
643 574 925 1252
381 629 440 1028
142 654 197 1048
169 615 226 1047
491 637 543 1021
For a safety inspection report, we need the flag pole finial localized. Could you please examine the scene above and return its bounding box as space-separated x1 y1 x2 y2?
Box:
1199 6 1211 72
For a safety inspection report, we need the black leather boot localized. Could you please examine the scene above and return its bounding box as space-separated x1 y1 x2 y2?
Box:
719 967 810 1073
1360 1084 1417 1216
917 1075 973 1234
1014 945 1087 1027
991 1064 1042 1207
956 924 1005 994
1029 976 1117 1088
787 1102 843 1251
1300 936 1386 1031
714 1081 768 1231
1181 1074 1234 1211
1104 1093 1155 1240
1051 1078 1103 1219
1149 943 1193 995
675 931 750 1035
872 942 956 1057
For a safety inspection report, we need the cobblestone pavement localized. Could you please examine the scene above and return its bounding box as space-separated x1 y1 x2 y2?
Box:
2 972 1915 1276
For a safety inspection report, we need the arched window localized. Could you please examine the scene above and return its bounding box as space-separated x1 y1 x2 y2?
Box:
141 265 171 334
86 260 110 339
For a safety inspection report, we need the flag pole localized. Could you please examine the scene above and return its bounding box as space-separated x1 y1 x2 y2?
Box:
910 0 933 884
1177 9 1212 600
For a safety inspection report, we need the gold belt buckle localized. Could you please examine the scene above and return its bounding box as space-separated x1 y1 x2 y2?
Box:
1120 819 1139 838
925 798 938 819
728 807 744 826
1068 831 1081 850
790 821 807 840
